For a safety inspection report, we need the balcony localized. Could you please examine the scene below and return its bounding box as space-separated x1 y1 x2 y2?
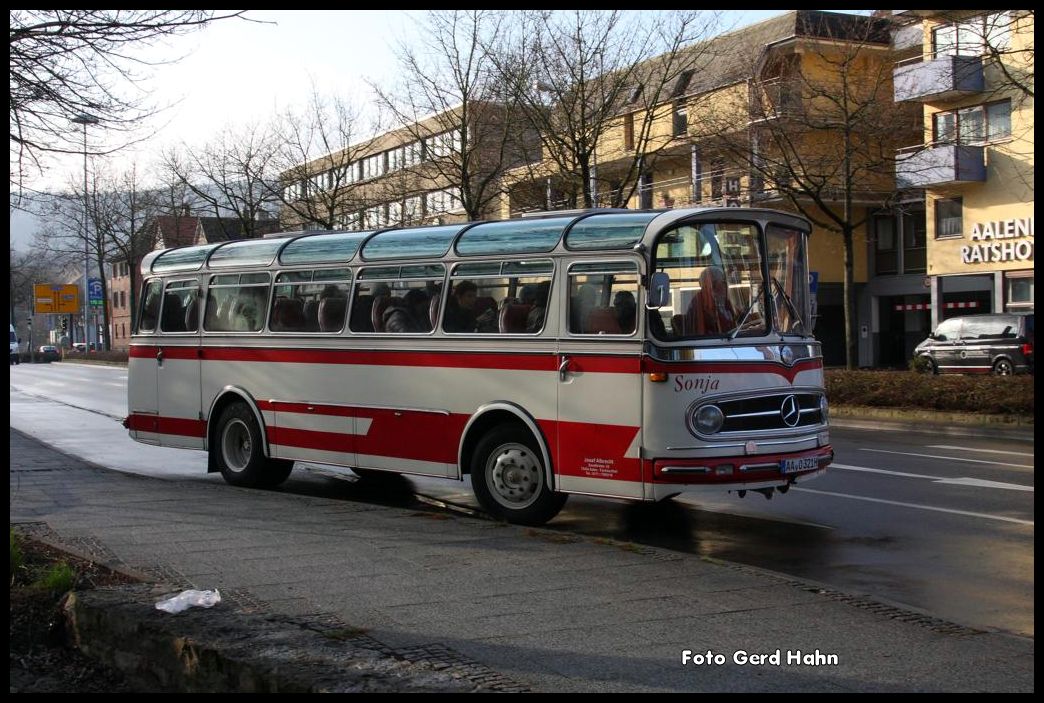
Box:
891 22 923 53
893 55 984 103
896 143 986 188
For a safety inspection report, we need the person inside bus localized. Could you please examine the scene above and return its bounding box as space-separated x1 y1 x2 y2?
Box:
570 283 598 333
444 280 495 332
696 265 737 335
526 281 550 333
613 290 637 334
383 288 430 333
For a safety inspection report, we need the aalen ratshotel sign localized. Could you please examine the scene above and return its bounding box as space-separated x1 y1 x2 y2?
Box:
960 216 1034 264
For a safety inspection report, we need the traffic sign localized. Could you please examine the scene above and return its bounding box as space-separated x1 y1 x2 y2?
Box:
34 283 80 314
89 278 104 307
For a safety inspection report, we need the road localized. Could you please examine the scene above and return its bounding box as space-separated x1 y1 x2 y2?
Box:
9 361 1034 638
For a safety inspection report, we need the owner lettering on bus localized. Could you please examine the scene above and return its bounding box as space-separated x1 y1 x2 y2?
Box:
444 280 495 332
698 265 737 335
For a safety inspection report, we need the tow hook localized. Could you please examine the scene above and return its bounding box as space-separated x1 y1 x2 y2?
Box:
753 487 774 500
121 416 130 429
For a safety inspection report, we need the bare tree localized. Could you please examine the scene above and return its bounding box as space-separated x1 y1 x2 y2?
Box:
270 87 376 230
371 10 531 222
161 124 281 240
90 164 172 340
9 10 249 194
696 13 919 368
492 10 721 209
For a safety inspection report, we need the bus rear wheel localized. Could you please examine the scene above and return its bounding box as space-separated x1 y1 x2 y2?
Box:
214 403 293 489
471 424 566 526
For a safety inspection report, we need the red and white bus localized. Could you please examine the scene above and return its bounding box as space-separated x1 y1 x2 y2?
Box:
126 207 832 525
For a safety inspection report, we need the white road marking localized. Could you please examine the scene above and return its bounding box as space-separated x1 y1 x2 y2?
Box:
792 487 1034 526
858 448 1034 469
832 463 1033 492
928 445 1033 458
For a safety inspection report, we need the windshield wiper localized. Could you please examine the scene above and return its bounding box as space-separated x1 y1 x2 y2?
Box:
729 287 764 340
771 277 805 336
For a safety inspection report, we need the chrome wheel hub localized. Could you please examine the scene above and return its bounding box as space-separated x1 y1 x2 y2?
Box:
488 444 541 509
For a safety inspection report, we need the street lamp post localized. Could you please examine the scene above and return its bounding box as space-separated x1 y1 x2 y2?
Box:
71 113 99 350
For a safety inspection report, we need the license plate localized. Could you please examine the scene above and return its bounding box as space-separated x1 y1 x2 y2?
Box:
781 456 819 474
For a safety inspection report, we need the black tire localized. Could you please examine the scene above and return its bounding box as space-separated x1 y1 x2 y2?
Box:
919 356 937 375
993 358 1014 376
213 403 292 488
470 424 566 526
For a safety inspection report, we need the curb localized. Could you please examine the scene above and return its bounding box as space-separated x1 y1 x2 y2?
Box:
63 585 488 693
830 407 1034 441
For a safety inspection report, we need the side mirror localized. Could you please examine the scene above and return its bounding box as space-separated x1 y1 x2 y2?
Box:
646 271 671 309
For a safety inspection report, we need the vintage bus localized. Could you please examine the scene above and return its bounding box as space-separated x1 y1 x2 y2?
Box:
126 207 832 525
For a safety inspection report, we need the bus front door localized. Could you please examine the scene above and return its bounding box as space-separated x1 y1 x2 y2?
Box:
556 348 644 499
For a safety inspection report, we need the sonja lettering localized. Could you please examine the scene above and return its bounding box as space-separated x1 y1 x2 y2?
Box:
674 374 720 394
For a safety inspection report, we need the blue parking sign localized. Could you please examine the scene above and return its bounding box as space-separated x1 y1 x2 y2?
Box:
88 278 104 307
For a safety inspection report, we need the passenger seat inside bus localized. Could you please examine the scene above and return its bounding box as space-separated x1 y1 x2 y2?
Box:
319 295 348 332
500 303 532 333
184 295 199 332
161 295 186 332
303 299 321 331
271 298 306 332
429 295 441 328
349 295 373 332
584 307 621 335
370 295 391 333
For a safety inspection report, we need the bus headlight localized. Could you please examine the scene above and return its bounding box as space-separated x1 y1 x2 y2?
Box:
820 395 829 424
693 405 725 435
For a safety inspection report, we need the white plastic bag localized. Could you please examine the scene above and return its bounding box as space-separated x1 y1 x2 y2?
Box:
155 589 221 614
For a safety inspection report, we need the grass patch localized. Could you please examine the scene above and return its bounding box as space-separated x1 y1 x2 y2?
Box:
33 561 77 594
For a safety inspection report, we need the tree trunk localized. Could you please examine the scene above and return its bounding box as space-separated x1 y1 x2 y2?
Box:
842 224 857 370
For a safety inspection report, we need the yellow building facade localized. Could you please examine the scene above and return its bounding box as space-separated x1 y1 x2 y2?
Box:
893 10 1034 332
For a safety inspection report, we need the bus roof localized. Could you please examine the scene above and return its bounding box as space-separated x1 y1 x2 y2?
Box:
143 207 812 275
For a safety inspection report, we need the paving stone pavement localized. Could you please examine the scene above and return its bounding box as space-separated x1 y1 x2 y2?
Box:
9 428 1034 692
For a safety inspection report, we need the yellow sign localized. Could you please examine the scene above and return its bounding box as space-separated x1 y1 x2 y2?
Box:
34 283 80 314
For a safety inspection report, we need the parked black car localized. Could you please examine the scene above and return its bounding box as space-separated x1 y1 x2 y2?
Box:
913 312 1033 375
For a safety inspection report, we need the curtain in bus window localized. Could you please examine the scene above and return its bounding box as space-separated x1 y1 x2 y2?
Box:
766 225 809 336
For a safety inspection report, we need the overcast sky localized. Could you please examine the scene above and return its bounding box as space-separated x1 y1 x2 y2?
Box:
10 10 869 250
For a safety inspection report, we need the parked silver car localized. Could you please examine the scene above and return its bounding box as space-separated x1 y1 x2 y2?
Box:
913 313 1033 375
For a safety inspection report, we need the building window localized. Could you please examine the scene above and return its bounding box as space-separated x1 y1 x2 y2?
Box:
672 100 687 137
933 12 1011 58
1006 275 1034 309
934 198 963 238
932 100 1010 145
874 214 898 275
902 210 927 274
623 112 635 151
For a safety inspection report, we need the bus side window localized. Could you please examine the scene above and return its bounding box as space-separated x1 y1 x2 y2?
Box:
138 280 162 333
568 266 638 335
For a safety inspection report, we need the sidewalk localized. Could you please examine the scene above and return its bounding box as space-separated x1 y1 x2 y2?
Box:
9 428 1034 692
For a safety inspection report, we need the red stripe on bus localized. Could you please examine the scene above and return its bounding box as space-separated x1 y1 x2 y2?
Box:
643 358 822 382
129 345 644 373
126 413 206 438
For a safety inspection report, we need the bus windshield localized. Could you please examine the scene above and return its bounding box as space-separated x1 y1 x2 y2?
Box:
649 222 767 340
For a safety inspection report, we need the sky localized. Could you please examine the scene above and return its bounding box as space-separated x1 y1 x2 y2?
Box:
10 10 870 250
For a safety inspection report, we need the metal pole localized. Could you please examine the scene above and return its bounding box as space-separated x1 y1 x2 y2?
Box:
72 113 99 350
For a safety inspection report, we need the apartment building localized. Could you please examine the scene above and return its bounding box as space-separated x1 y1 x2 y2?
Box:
891 10 1033 349
503 10 911 367
281 102 536 231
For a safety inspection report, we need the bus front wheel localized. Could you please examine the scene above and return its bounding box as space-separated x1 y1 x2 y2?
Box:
214 403 293 489
471 424 566 526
